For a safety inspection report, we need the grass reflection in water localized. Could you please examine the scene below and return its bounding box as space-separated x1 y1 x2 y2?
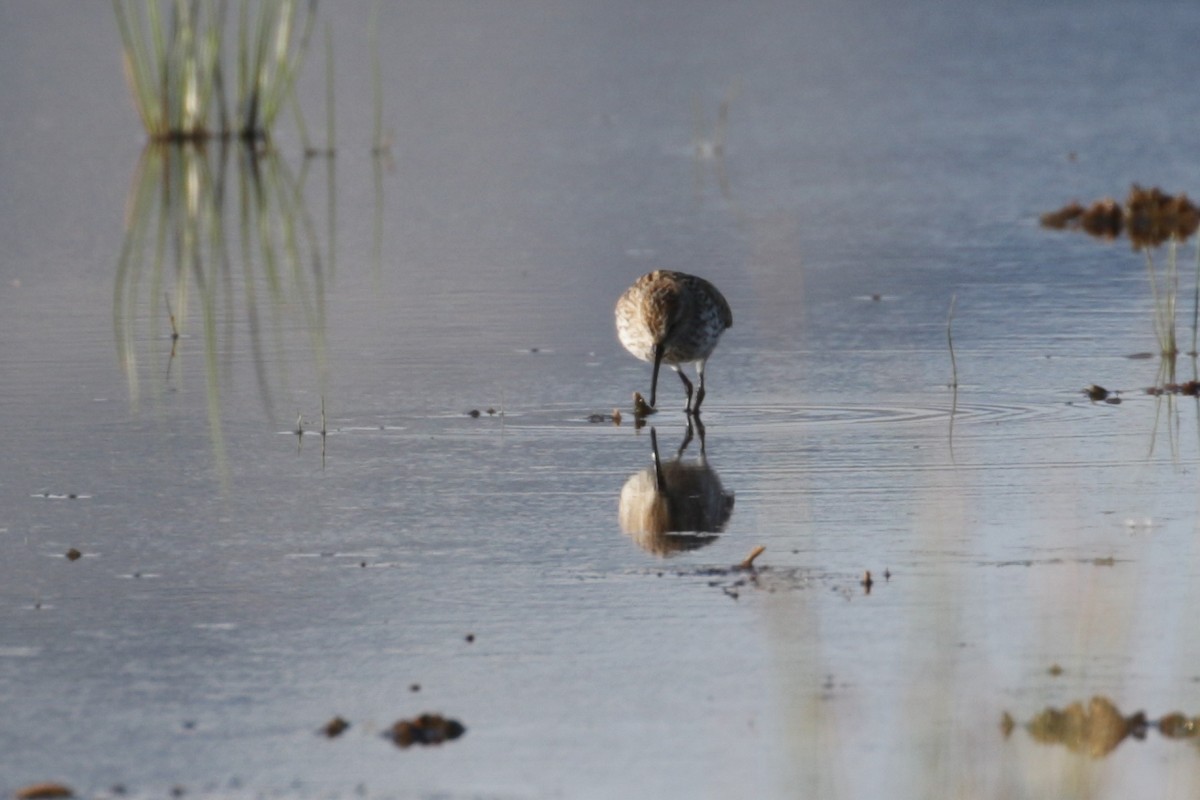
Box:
113 141 330 480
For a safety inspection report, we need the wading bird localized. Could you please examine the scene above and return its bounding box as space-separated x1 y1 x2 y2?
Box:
615 270 732 414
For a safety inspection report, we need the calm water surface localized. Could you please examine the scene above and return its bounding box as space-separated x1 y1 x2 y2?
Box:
4 1 1200 798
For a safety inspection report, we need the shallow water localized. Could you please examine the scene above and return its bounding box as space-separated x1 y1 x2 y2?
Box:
5 1 1200 798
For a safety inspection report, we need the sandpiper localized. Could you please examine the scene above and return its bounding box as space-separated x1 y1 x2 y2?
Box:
615 270 732 414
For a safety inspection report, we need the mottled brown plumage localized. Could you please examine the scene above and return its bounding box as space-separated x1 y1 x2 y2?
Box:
615 270 732 414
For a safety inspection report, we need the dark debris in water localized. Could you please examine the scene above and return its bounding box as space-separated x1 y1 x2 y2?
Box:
320 716 350 738
65 548 82 561
985 556 1122 568
587 408 623 425
14 784 75 800
1127 185 1200 248
1042 185 1200 249
1040 198 1123 238
387 713 466 748
663 548 881 600
1081 383 1159 404
1146 380 1200 397
680 564 790 600
632 392 655 417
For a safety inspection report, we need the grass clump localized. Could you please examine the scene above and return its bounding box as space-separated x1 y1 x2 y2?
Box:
113 0 317 141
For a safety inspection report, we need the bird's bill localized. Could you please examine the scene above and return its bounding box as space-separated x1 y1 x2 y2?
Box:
650 343 663 408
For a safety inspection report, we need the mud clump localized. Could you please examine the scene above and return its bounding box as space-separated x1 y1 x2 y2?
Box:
1126 185 1200 249
632 392 655 417
15 784 74 800
387 714 466 748
1039 201 1085 230
1024 696 1148 757
1158 712 1200 739
320 716 350 738
1145 380 1200 397
1041 199 1123 238
1081 199 1125 238
1014 697 1200 754
1042 186 1200 248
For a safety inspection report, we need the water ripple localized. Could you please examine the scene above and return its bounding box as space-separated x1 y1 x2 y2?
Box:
712 399 1076 430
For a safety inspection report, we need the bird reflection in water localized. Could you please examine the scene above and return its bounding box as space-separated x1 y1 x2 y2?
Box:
618 418 735 555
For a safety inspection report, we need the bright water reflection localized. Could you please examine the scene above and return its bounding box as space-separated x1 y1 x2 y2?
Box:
618 421 734 555
113 141 335 479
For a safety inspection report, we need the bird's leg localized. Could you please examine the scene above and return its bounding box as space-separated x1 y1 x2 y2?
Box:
674 367 694 413
650 344 664 409
677 417 694 457
693 414 707 456
692 360 707 415
679 414 706 458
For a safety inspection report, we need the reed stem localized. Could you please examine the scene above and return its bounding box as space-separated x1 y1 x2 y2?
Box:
946 294 958 388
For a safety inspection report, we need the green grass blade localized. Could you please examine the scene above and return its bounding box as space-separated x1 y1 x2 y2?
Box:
260 0 316 132
116 0 316 139
114 0 167 135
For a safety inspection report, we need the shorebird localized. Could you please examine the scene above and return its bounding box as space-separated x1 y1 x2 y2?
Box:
615 270 732 414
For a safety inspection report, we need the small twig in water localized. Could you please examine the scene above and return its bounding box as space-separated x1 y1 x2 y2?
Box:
738 545 766 570
165 292 179 340
164 292 180 365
